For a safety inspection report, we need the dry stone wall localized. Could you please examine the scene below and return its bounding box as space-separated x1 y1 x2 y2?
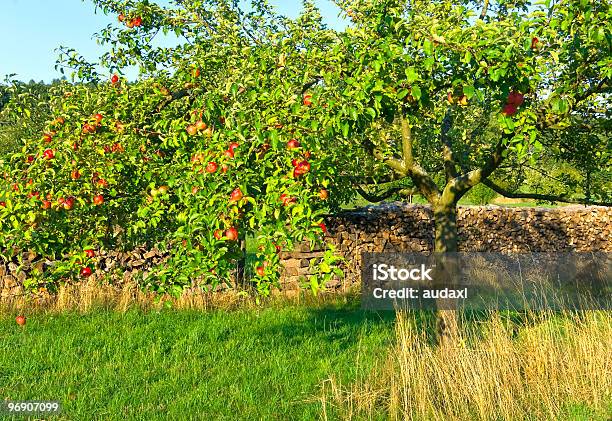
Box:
1 203 610 298
280 203 611 291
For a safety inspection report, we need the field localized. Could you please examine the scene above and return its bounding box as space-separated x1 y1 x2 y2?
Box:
0 297 394 420
1 291 610 420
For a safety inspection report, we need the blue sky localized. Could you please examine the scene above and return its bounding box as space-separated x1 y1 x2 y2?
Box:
0 0 347 83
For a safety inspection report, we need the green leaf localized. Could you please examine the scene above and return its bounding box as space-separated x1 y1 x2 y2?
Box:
463 85 475 99
411 85 422 101
423 39 433 56
405 67 418 83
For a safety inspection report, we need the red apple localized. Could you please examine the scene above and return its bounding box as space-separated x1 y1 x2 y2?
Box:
287 139 300 149
256 265 265 277
196 120 207 131
97 178 109 187
507 91 524 107
186 125 197 136
27 155 35 163
111 74 119 84
85 249 95 258
225 227 238 241
319 222 327 233
214 229 223 240
0 202 6 208
82 123 95 134
303 94 312 106
502 104 518 116
71 170 81 180
126 20 134 28
132 16 142 27
93 194 104 206
81 267 92 278
303 151 311 159
206 162 218 173
43 149 55 160
531 37 539 49
60 197 74 211
94 113 103 123
293 160 311 177
192 67 200 78
15 315 26 326
229 188 243 202
221 164 229 173
228 142 239 152
157 186 169 195
224 149 235 159
319 189 329 200
43 133 53 143
280 193 296 206
64 196 76 210
41 200 51 209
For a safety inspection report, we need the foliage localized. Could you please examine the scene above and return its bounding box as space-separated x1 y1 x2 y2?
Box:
0 0 609 294
0 78 66 157
463 183 497 205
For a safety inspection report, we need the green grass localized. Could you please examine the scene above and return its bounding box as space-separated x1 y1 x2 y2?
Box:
0 300 395 420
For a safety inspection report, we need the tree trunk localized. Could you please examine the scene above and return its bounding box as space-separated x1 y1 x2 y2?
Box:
434 203 458 253
236 238 247 288
433 203 460 345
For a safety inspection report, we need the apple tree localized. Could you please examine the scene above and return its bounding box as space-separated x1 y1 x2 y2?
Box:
0 0 349 296
324 0 610 253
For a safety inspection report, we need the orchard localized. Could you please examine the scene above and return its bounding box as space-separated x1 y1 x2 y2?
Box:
0 0 610 320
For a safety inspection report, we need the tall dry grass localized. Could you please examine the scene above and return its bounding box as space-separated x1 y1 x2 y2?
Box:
0 281 251 314
0 280 353 315
321 310 612 420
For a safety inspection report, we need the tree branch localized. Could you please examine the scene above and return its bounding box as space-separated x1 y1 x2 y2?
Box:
440 109 458 182
301 76 322 95
482 179 611 207
450 133 510 199
400 114 413 168
480 0 490 20
155 88 191 113
363 129 440 203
